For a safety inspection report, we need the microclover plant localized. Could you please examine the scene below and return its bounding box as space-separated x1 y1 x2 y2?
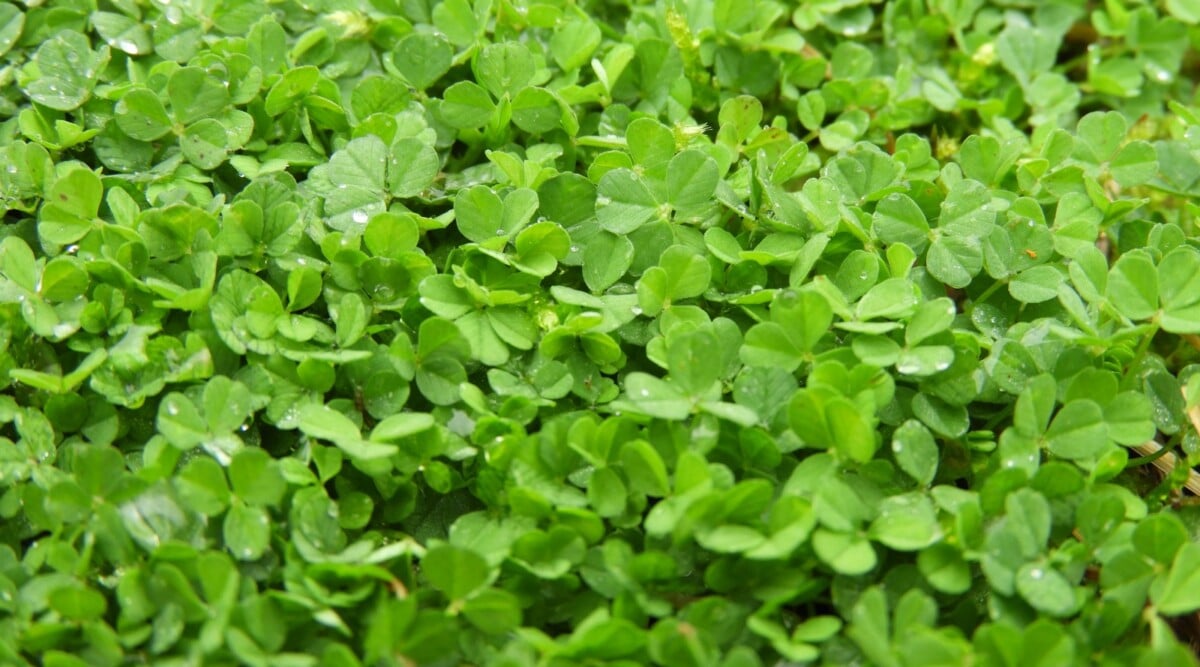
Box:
5 1 1200 666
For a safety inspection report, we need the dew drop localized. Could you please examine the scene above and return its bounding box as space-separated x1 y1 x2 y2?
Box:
569 245 580 253
352 209 369 224
639 388 650 397
630 306 643 316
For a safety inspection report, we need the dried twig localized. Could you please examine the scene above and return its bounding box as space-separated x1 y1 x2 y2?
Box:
1132 441 1200 496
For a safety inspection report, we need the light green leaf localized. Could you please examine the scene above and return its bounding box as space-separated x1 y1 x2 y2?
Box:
388 138 439 198
157 393 207 450
181 119 230 170
892 420 938 486
424 544 490 601
583 232 634 292
918 544 971 594
623 373 690 421
1016 563 1078 618
1106 250 1158 321
906 297 956 346
511 87 562 134
1044 400 1109 460
696 525 766 554
475 42 535 98
25 31 106 111
666 150 719 211
1154 542 1200 615
927 235 982 289
596 169 659 234
462 589 523 636
857 278 918 320
1159 247 1200 333
229 448 286 507
40 167 102 245
334 293 369 348
1015 374 1057 437
455 186 538 244
392 33 453 90
371 413 435 443
297 405 398 461
263 65 317 116
0 4 23 59
588 467 627 517
828 398 877 463
169 66 230 124
869 493 940 551
115 89 173 141
224 503 271 561
1075 111 1127 163
431 0 481 45
92 11 152 55
1009 266 1062 304
620 439 671 497
1110 141 1158 186
551 19 602 71
440 81 497 129
813 529 877 575
1134 513 1189 564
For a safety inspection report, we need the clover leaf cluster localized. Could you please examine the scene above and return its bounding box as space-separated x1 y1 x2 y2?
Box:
4 1 1200 665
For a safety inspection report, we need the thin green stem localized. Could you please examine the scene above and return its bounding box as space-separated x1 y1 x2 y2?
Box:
967 279 1006 317
1125 324 1160 379
1126 443 1172 469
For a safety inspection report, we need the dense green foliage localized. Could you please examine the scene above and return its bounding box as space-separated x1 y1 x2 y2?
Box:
6 0 1200 664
